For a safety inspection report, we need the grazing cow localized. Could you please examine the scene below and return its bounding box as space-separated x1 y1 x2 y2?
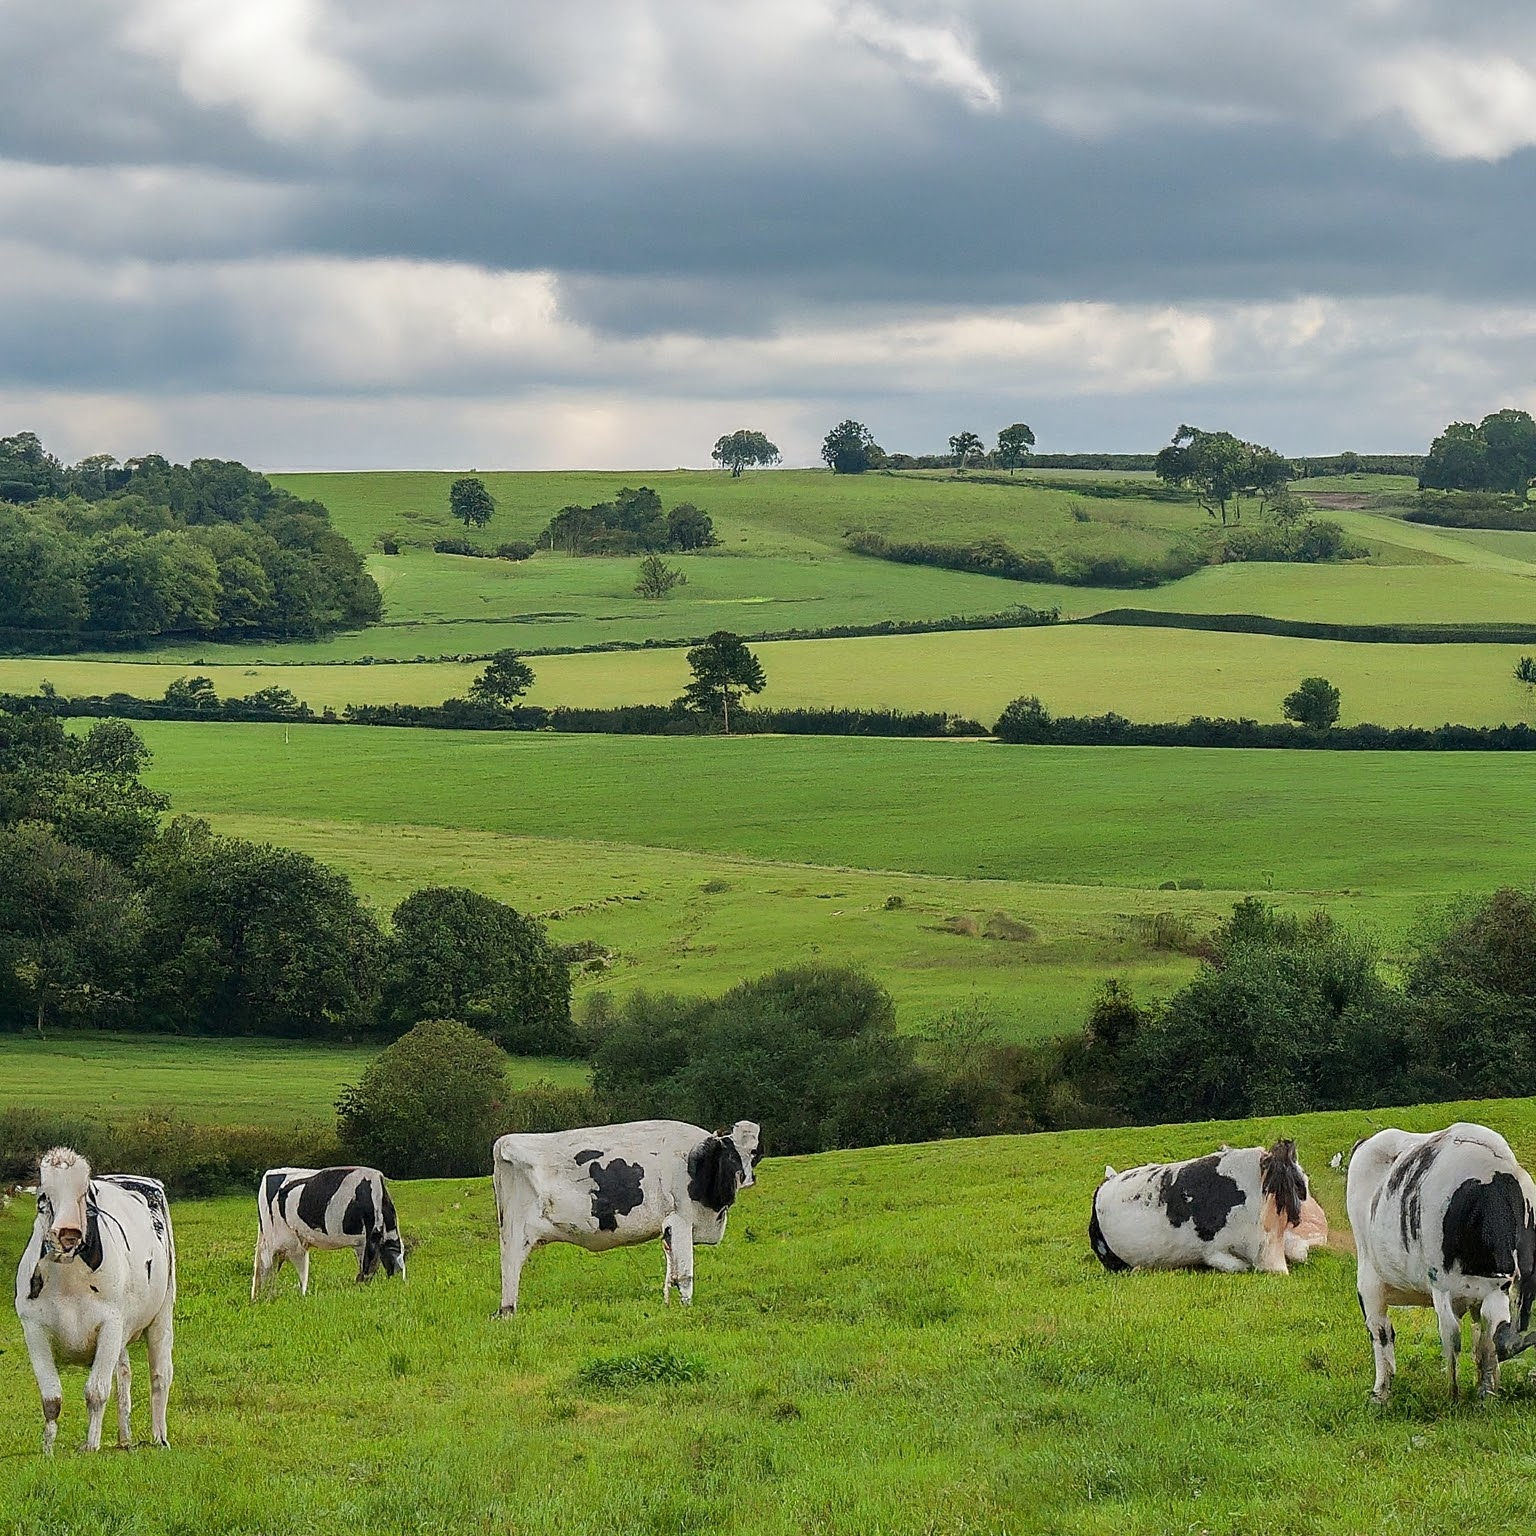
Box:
13 1148 176 1454
492 1119 761 1314
252 1166 405 1297
1348 1122 1536 1401
1090 1139 1314 1274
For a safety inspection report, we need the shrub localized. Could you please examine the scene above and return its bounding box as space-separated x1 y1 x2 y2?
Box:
337 1018 509 1177
495 541 536 561
498 1079 607 1135
432 537 483 556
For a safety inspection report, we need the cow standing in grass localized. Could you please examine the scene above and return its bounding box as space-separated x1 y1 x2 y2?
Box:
14 1148 176 1454
1089 1139 1314 1274
492 1119 761 1314
252 1166 405 1297
1348 1122 1536 1401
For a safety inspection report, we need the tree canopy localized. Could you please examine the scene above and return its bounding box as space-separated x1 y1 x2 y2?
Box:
467 650 535 707
821 420 883 475
711 429 781 477
1420 410 1536 496
449 476 496 528
948 431 985 471
1153 425 1292 525
995 423 1036 472
677 630 766 733
542 487 715 555
1282 676 1341 730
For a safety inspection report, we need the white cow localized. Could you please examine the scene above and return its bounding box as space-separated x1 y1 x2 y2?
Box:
492 1119 760 1314
13 1148 176 1454
252 1166 405 1297
1090 1139 1316 1274
1348 1122 1536 1401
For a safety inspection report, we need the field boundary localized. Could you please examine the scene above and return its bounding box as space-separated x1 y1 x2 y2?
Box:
1077 608 1536 645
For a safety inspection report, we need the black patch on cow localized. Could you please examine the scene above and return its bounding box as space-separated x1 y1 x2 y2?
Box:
1376 1324 1394 1347
263 1170 286 1216
27 1267 43 1300
1260 1139 1307 1227
146 1259 153 1282
1385 1136 1442 1250
76 1196 106 1272
587 1158 646 1231
687 1136 744 1215
341 1176 376 1237
1157 1155 1245 1242
574 1149 603 1165
102 1174 169 1245
1443 1172 1536 1330
380 1182 398 1235
296 1166 353 1232
1088 1190 1130 1272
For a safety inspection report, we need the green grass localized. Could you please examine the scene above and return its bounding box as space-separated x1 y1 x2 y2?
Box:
8 1097 1536 1533
0 1033 587 1128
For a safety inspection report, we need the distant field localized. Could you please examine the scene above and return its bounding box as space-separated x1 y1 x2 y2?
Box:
8 1097 1536 1533
0 1034 588 1128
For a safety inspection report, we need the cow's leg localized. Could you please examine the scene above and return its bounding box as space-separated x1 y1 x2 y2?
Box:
146 1307 174 1449
662 1227 675 1303
115 1348 133 1447
295 1246 312 1297
1283 1232 1312 1265
20 1318 63 1456
1358 1265 1395 1403
497 1218 536 1317
1203 1250 1250 1274
84 1317 125 1452
1476 1287 1513 1398
1432 1288 1463 1400
666 1217 695 1305
251 1236 276 1299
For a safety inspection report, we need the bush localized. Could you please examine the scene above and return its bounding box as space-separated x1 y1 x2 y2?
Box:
495 541 536 561
337 1018 509 1177
498 1079 607 1135
433 537 483 556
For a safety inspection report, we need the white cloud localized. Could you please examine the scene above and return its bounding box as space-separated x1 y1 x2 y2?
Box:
841 3 1000 109
1368 48 1536 160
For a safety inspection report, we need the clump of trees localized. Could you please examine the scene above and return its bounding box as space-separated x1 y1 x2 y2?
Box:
1420 410 1536 496
712 430 781 477
541 487 716 555
0 433 380 645
1153 424 1292 525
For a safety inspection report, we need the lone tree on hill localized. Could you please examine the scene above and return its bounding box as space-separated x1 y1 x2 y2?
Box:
1153 425 1291 525
995 423 1036 473
468 649 535 707
678 630 766 734
1282 676 1340 730
449 476 495 529
635 554 686 599
712 429 781 477
948 431 985 472
821 419 882 475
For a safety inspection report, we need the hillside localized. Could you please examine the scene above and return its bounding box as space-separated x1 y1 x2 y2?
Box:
5 1098 1536 1534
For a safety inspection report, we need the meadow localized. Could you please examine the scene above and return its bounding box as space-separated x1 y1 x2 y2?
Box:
7 1098 1536 1534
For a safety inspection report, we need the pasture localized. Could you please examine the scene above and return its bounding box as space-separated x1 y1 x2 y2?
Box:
0 1035 588 1129
7 1098 1536 1533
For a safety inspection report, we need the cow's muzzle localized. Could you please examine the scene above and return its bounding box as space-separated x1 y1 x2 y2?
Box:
45 1227 82 1260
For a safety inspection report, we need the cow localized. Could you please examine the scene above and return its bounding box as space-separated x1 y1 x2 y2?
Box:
252 1166 405 1298
13 1147 176 1454
491 1119 761 1314
1089 1139 1314 1274
1348 1122 1536 1402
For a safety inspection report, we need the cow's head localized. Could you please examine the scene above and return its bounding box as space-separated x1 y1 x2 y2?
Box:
35 1147 92 1261
688 1121 762 1213
365 1183 407 1281
726 1121 762 1189
1259 1138 1308 1228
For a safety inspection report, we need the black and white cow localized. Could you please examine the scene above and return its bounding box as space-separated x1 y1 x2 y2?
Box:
252 1166 405 1297
1089 1139 1314 1274
14 1147 176 1454
492 1119 761 1314
1348 1122 1536 1401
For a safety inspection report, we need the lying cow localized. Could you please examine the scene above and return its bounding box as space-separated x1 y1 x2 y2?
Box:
1090 1139 1314 1274
1348 1122 1536 1401
492 1119 761 1314
252 1166 405 1297
14 1148 176 1453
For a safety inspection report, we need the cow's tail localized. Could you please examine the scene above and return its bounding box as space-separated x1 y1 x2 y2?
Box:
1088 1184 1130 1273
1260 1138 1307 1228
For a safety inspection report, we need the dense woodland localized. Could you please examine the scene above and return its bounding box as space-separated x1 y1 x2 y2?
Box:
0 432 380 645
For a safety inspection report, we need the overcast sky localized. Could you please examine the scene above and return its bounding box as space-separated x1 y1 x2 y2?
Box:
5 0 1536 468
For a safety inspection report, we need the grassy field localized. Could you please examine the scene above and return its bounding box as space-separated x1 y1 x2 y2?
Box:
16 623 1536 725
7 1098 1536 1533
0 1034 588 1129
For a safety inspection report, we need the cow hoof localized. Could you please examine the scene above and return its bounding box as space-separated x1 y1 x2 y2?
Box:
494 1305 517 1320
1370 1390 1391 1407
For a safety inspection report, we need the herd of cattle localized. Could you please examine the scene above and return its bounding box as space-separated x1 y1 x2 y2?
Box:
11 1113 1536 1451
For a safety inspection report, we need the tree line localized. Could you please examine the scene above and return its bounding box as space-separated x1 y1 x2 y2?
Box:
0 432 380 645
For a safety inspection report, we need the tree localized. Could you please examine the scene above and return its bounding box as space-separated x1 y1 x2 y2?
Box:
995 423 1036 473
379 887 573 1054
449 476 495 529
666 503 716 550
1518 656 1536 686
821 420 883 475
0 824 141 1036
677 630 766 734
1282 676 1341 730
1421 410 1536 496
1153 425 1292 525
948 431 985 472
337 1018 509 1177
164 676 219 711
467 650 535 707
634 554 686 600
712 430 781 477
